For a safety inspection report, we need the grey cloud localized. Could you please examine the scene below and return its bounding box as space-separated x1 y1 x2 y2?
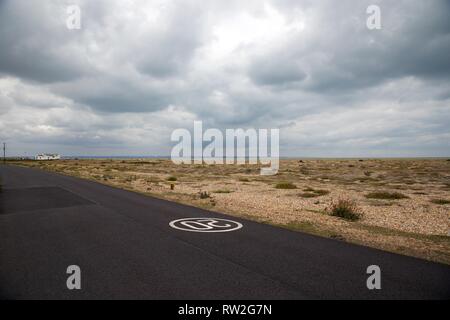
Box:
0 1 92 83
248 57 306 86
71 80 170 113
134 3 209 78
249 0 450 93
0 0 449 157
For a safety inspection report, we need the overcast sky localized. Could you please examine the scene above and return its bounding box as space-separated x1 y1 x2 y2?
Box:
0 0 449 157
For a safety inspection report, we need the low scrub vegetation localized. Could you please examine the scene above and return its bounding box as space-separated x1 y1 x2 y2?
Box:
213 189 233 194
328 198 363 221
365 191 409 200
275 182 297 189
430 199 450 205
298 192 319 198
199 191 211 199
298 188 330 198
167 176 177 181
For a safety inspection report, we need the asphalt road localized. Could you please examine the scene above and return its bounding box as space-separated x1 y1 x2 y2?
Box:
1 164 449 299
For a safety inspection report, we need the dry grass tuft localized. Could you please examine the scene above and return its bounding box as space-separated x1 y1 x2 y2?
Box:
365 191 409 200
328 198 363 221
430 199 450 205
298 187 330 198
199 191 211 199
275 182 297 189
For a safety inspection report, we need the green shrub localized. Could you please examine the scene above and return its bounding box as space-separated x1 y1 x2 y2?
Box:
313 189 330 196
199 191 211 199
213 189 233 194
299 187 329 197
328 199 363 221
275 182 297 189
430 199 450 205
298 192 318 198
365 191 408 200
167 176 177 181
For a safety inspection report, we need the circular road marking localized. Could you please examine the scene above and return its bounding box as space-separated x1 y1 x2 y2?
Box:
169 217 243 233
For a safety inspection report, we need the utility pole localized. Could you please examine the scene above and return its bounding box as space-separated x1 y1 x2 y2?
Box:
3 142 5 163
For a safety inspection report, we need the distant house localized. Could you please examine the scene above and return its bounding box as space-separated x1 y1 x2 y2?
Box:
35 153 61 160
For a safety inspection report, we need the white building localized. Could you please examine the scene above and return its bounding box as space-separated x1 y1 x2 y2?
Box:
35 153 61 160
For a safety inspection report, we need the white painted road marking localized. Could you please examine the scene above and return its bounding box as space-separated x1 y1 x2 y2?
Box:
169 218 243 233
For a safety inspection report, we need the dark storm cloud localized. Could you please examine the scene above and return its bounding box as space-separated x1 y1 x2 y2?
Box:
0 1 92 83
134 2 208 78
0 0 449 156
248 0 450 94
52 76 176 113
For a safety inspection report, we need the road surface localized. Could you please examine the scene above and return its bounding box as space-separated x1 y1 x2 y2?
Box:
0 164 449 299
